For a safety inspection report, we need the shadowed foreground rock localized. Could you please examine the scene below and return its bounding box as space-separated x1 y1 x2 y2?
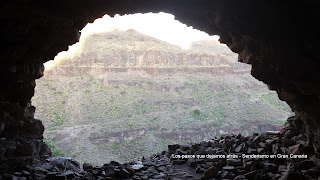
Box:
1 116 319 180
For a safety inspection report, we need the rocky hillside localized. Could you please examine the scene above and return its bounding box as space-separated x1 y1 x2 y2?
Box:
32 30 292 165
45 29 248 77
33 73 292 165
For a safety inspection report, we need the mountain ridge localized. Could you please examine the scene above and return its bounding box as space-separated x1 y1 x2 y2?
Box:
46 29 249 76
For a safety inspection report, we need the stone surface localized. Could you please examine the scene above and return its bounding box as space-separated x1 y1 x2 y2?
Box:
202 166 218 180
0 125 320 179
83 162 93 171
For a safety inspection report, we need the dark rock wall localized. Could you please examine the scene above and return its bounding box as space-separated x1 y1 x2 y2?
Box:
1 0 320 169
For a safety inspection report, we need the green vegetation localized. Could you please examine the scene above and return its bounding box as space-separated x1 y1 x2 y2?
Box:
110 139 147 162
192 109 201 116
211 105 227 126
190 109 209 121
44 138 67 157
262 93 289 114
33 73 293 165
31 30 292 165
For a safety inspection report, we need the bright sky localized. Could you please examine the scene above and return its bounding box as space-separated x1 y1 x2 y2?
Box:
81 12 220 49
45 12 223 70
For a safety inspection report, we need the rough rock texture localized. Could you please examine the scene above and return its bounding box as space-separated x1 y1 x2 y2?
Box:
1 0 320 172
2 117 320 179
46 29 249 77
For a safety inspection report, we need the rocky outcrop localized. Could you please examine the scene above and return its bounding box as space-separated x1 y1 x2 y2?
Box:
0 63 51 170
46 48 238 77
1 0 320 173
2 116 319 179
45 30 247 77
78 49 232 68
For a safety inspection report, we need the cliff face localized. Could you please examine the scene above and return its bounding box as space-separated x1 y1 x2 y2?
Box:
46 30 249 77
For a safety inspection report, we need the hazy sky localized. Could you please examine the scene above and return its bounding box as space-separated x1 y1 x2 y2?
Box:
45 12 222 70
81 12 220 49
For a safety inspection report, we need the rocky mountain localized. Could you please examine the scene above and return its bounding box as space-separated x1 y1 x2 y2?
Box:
32 29 292 165
45 29 249 77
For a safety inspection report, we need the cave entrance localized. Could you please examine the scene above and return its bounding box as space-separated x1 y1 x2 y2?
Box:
32 13 293 165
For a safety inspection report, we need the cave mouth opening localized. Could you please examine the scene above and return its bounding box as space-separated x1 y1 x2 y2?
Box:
32 12 293 165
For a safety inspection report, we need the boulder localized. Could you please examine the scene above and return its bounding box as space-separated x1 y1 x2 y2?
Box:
202 166 218 180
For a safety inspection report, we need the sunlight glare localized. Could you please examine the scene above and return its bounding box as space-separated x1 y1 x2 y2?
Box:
45 12 223 71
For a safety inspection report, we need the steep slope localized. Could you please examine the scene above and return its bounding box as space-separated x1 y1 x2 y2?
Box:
33 73 292 165
32 30 292 165
45 29 249 77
